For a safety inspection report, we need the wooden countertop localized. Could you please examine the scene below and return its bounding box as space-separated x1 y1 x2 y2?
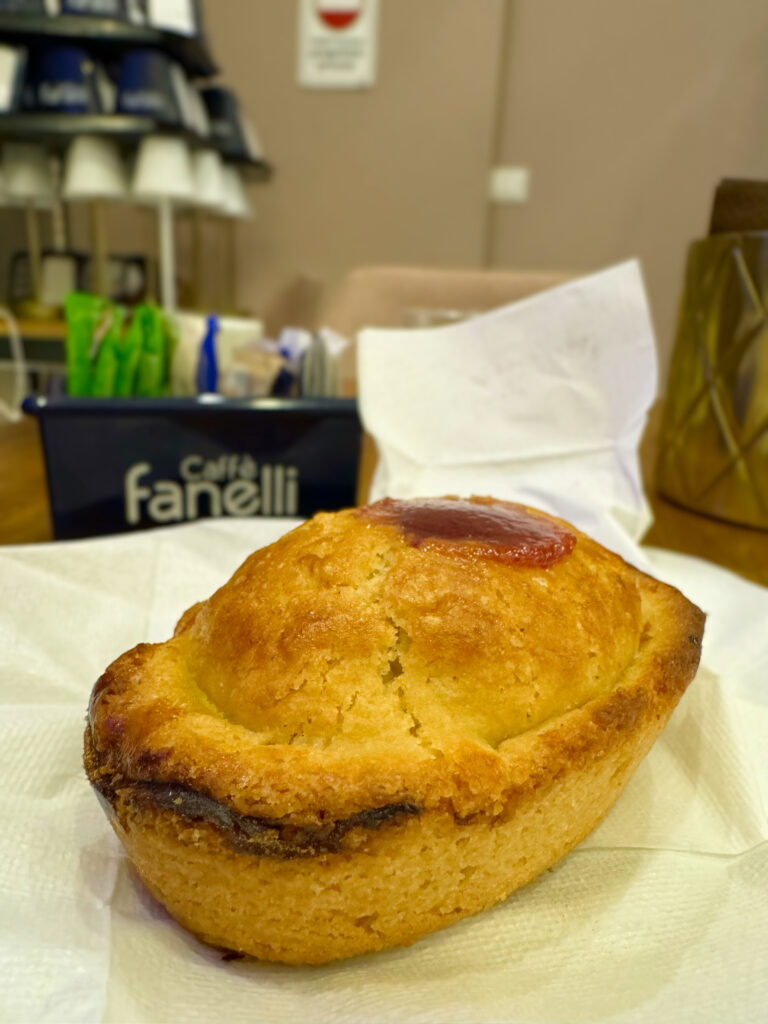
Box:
0 417 52 545
2 408 768 588
4 318 67 340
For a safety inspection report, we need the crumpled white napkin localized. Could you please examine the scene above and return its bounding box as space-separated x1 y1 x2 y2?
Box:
358 261 656 564
0 523 766 1024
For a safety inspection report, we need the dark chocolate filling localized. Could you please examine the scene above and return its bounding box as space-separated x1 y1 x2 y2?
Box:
94 773 420 859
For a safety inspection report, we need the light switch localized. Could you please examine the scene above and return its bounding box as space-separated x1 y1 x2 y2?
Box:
489 166 530 203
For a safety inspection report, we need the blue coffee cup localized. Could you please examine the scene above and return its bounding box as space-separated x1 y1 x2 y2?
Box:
59 0 129 17
115 48 188 126
22 45 105 114
200 86 262 163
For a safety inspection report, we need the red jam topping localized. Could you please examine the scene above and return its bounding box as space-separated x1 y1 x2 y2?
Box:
356 497 576 567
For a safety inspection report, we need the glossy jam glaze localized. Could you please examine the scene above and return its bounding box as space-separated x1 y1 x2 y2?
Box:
356 496 576 567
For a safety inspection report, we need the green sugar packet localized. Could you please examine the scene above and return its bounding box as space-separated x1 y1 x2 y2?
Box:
65 292 103 397
134 304 167 398
114 312 144 397
91 304 127 398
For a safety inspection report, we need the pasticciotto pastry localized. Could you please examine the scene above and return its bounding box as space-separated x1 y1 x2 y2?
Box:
85 496 704 964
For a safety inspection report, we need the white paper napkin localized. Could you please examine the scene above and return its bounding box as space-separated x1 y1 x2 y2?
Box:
0 522 766 1024
358 261 657 564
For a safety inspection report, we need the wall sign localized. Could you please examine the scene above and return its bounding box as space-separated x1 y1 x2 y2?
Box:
297 0 379 90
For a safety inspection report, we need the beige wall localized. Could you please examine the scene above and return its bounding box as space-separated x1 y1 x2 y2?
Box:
491 0 768 379
202 0 506 316
201 0 768 381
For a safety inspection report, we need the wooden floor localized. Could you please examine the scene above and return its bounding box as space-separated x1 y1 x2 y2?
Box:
2 411 768 587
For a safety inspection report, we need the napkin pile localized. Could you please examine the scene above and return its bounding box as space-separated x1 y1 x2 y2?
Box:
1 263 767 1023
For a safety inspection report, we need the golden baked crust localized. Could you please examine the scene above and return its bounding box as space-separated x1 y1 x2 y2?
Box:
85 497 704 963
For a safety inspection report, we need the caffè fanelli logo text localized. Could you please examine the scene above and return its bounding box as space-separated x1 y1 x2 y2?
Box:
124 454 299 524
